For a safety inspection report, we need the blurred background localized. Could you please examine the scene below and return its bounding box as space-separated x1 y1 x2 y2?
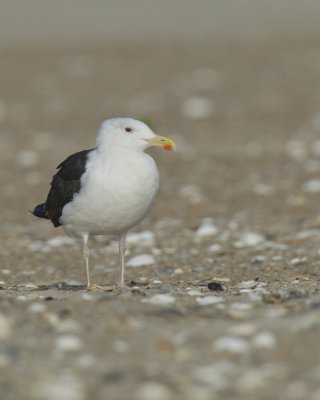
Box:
1 0 320 225
2 0 320 227
2 2 320 400
2 0 320 44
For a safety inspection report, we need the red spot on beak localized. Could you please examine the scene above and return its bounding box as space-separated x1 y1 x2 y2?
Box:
164 145 172 151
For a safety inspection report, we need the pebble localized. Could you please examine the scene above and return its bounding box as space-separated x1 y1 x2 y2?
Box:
228 323 258 337
265 242 288 251
208 244 222 253
230 302 253 311
150 249 161 258
37 373 85 400
44 296 55 301
193 361 237 390
155 218 182 229
25 171 42 185
195 218 219 239
251 255 266 264
55 334 84 352
16 295 27 302
290 257 307 265
213 336 250 353
45 312 81 333
295 229 320 240
187 289 203 296
264 307 288 318
81 293 99 302
228 302 254 319
219 231 230 242
16 149 40 167
236 367 271 393
287 194 307 206
142 294 176 305
285 140 307 161
192 263 208 272
151 283 177 293
212 277 230 283
196 296 224 306
135 382 172 400
247 287 269 301
127 254 156 267
179 184 206 204
28 241 50 252
76 353 96 369
28 302 47 313
181 96 214 119
237 280 259 290
16 294 39 302
207 282 224 291
162 247 176 255
1 269 11 275
113 340 129 353
22 282 39 289
64 279 83 286
234 232 265 248
126 230 155 246
253 183 275 196
46 236 75 247
252 331 277 349
303 179 320 193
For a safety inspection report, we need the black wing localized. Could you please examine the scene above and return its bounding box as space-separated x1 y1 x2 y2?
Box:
44 149 94 227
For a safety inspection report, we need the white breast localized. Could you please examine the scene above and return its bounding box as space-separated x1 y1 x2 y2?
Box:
61 149 160 237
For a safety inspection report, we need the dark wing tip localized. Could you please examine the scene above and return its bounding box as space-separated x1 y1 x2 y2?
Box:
32 203 49 219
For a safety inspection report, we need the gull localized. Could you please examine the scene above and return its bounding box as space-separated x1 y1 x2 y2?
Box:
32 118 176 290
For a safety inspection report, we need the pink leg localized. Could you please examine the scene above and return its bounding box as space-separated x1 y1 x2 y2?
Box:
83 234 91 289
117 233 131 290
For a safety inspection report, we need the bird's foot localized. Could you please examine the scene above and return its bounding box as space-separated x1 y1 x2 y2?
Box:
86 282 140 293
86 284 108 292
115 281 132 293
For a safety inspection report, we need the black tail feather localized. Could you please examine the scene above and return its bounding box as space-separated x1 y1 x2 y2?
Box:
32 203 49 219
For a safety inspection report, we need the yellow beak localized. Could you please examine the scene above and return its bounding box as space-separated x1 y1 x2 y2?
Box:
146 135 176 151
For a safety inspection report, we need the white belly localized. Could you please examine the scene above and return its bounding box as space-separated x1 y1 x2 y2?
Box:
61 151 160 237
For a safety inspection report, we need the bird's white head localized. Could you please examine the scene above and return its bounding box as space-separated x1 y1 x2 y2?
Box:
96 118 176 153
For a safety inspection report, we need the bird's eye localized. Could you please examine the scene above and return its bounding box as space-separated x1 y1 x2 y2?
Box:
125 127 132 133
